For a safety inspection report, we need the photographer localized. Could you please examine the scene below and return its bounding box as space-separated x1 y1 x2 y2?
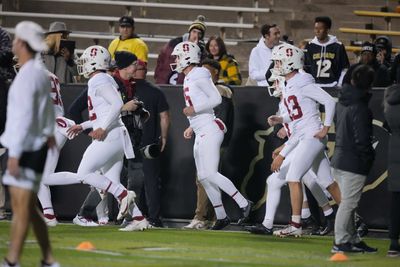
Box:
42 22 78 84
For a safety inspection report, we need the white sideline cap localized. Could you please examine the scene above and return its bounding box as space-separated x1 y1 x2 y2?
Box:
15 21 48 52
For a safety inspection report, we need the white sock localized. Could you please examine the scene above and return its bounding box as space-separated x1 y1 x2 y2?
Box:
263 219 273 229
263 174 286 228
291 215 301 224
211 172 247 208
96 195 108 219
38 183 53 213
199 179 227 219
131 204 143 218
43 172 80 186
83 173 125 200
301 208 311 219
324 208 333 217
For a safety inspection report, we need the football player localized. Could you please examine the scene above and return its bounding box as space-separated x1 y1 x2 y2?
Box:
172 41 253 230
247 74 334 235
37 71 76 227
267 43 341 237
42 45 136 226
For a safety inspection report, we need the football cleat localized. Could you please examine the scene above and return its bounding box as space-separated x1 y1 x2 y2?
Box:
73 215 99 227
238 200 254 224
211 217 230 230
98 216 109 226
117 190 136 220
1 259 20 267
319 214 335 236
301 216 320 235
119 218 149 231
245 224 273 235
387 244 400 257
183 219 208 230
353 241 378 253
331 242 364 253
273 221 302 237
43 213 58 227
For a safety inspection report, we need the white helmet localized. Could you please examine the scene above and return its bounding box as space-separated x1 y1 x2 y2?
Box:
271 43 304 76
170 41 201 73
77 45 110 78
268 73 285 97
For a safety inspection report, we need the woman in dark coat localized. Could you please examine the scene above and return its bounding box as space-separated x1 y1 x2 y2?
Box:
384 84 400 257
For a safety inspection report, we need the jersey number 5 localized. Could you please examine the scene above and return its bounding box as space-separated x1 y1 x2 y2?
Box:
284 95 303 120
87 96 97 121
183 87 193 107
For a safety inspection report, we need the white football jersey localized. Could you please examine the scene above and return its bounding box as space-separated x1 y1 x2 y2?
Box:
278 100 292 138
281 72 335 140
87 72 123 130
47 71 64 118
183 67 222 133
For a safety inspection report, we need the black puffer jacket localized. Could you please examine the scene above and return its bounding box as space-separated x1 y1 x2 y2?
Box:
331 84 375 175
384 84 400 191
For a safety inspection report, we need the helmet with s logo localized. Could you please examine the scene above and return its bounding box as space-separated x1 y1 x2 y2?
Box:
170 41 201 73
77 45 110 78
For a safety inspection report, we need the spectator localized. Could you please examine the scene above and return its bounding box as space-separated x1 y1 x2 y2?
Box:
0 27 14 221
374 36 392 68
108 16 149 62
304 16 349 87
384 84 400 257
134 59 170 227
0 21 59 267
154 15 207 85
248 24 281 86
343 42 391 87
331 65 377 253
183 58 234 229
205 36 242 85
42 21 78 84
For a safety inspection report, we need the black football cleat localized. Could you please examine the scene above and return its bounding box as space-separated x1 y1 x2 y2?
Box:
319 214 335 236
245 224 273 235
238 200 254 224
353 241 378 253
211 217 230 230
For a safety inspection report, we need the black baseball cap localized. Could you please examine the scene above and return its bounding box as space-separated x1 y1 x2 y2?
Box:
119 16 134 27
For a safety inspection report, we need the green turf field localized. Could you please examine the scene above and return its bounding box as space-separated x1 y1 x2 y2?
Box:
0 221 398 267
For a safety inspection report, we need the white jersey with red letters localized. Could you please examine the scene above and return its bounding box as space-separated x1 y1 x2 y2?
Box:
47 71 64 118
281 72 335 140
183 67 222 133
86 72 124 131
278 101 292 138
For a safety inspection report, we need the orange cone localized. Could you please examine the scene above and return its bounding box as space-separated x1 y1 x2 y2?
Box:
76 241 95 251
330 252 348 262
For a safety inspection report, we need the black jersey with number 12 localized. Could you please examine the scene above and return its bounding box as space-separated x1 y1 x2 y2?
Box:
304 36 349 86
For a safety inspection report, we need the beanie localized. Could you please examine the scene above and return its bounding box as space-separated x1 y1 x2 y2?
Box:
188 15 206 36
114 51 137 69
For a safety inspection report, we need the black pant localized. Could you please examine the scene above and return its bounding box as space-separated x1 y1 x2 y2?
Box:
142 157 161 221
389 191 400 240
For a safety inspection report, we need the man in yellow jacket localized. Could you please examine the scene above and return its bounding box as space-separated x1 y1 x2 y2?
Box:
108 16 148 62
